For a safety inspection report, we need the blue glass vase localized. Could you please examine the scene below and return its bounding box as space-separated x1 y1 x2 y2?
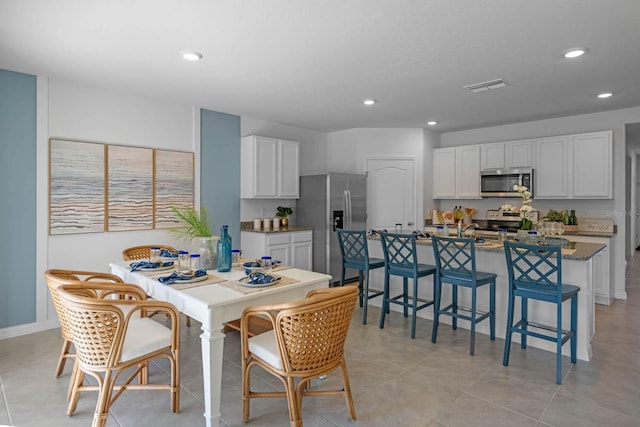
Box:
217 225 232 272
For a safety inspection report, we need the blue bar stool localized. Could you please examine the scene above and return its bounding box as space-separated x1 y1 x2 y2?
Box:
379 232 436 339
336 229 385 324
431 236 496 355
503 241 579 384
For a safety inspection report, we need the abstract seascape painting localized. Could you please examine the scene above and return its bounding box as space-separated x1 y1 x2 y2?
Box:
49 139 106 235
107 145 153 231
154 149 194 228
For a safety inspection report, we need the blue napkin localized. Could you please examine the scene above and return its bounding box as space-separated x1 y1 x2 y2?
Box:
158 269 207 285
130 261 174 272
159 249 178 258
246 272 279 284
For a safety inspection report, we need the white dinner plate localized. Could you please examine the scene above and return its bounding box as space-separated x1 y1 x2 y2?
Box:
238 276 281 288
138 263 175 271
169 274 208 284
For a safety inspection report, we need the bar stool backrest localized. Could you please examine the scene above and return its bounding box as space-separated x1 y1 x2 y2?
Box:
337 229 369 265
504 241 562 303
431 236 477 280
379 233 418 275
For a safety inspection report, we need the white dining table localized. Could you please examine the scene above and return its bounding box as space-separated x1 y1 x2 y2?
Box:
110 261 331 427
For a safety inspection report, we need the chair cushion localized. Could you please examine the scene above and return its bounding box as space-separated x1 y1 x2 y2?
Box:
120 318 172 362
248 330 282 370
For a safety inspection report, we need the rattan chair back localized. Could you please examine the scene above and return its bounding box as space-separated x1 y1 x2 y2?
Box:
276 287 357 375
241 285 358 426
44 270 125 377
121 245 177 261
57 282 180 427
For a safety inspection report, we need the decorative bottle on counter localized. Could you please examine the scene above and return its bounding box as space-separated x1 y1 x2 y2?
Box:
217 225 232 272
569 210 578 226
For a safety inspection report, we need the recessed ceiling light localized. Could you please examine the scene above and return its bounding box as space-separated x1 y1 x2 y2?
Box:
181 51 203 61
363 99 376 106
597 92 613 99
564 48 587 59
427 121 438 126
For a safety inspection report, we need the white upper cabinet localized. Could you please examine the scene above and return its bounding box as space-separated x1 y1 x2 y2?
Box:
433 146 481 199
572 131 612 198
505 140 533 169
241 135 300 199
481 140 532 171
480 143 505 170
278 140 300 198
433 148 456 198
534 136 571 198
534 130 612 199
456 145 481 198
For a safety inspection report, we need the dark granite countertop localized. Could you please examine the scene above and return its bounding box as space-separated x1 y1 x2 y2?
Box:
367 235 607 261
241 225 313 234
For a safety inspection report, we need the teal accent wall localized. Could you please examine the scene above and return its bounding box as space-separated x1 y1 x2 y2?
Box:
200 109 241 246
0 69 37 328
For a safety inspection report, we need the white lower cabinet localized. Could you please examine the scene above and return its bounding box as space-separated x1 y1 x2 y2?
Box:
241 230 313 270
568 235 612 305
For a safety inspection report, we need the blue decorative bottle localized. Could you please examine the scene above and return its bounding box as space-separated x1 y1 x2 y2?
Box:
217 225 232 272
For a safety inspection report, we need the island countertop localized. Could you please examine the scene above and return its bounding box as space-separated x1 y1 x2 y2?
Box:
366 235 606 261
366 233 602 362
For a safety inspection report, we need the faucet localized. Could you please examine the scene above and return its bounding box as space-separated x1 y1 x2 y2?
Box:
461 223 478 236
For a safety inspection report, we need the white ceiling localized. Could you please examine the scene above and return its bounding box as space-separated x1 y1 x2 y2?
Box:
1 0 639 133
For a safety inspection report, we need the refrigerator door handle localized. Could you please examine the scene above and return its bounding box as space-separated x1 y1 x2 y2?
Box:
346 189 352 228
343 190 349 228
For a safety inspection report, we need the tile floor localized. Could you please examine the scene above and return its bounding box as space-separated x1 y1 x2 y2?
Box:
1 253 639 427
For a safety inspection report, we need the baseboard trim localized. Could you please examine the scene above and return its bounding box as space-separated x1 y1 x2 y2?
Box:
0 319 60 340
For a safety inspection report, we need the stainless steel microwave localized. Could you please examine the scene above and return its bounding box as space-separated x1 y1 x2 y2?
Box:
480 169 533 198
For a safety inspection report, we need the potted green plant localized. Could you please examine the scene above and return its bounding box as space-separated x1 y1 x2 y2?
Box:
170 206 218 269
276 206 293 228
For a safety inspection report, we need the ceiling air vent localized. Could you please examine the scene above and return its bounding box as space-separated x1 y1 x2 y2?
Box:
464 79 506 93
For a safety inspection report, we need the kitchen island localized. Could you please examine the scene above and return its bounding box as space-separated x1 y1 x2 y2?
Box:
366 236 606 361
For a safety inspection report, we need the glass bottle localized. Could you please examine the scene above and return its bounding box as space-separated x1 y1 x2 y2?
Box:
217 225 232 272
569 210 578 226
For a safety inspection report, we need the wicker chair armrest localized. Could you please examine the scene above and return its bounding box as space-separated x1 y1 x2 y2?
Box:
125 300 180 321
59 282 148 301
83 272 124 283
306 284 358 299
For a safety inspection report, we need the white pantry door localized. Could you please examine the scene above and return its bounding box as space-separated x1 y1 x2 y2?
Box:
365 158 416 232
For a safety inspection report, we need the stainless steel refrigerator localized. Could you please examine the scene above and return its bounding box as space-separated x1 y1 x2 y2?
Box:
296 173 367 284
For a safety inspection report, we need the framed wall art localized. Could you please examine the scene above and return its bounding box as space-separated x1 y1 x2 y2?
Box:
107 145 153 231
154 149 194 228
49 139 106 235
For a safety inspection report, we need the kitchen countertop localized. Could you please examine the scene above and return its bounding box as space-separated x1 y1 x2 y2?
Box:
241 225 313 234
367 234 606 261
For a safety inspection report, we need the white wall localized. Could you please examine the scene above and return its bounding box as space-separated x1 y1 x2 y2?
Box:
327 128 426 226
30 78 199 334
440 106 640 301
239 116 329 222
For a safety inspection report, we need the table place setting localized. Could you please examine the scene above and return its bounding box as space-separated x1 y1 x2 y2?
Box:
219 272 299 294
129 260 176 273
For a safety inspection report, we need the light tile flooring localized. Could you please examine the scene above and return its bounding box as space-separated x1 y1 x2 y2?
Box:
2 254 640 427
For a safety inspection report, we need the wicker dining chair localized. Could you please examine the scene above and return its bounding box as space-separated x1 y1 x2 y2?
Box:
241 285 358 427
121 245 177 261
44 270 125 379
121 245 193 327
57 282 180 427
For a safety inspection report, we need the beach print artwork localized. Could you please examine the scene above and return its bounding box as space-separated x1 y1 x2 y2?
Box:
49 139 105 235
154 149 194 228
107 145 153 231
